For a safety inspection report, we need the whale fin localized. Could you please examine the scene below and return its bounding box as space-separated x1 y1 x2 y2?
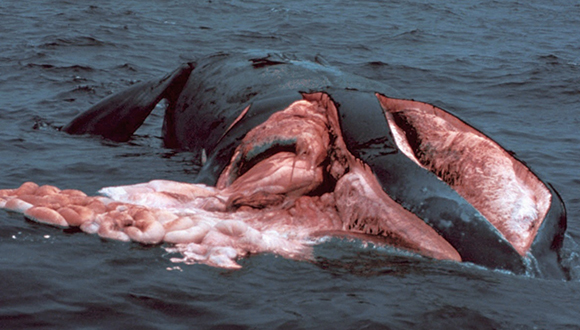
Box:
62 63 194 142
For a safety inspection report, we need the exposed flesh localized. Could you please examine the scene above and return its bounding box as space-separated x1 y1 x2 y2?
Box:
377 94 551 256
0 94 460 268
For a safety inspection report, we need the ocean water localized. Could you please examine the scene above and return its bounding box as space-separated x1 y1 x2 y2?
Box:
1 0 580 329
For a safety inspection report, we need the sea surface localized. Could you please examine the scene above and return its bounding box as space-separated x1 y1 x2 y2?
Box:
1 1 580 329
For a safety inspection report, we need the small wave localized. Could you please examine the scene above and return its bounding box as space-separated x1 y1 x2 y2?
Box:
392 28 430 42
25 63 94 72
70 85 97 93
55 85 99 102
38 36 108 49
562 88 580 96
538 54 560 65
232 31 284 42
114 63 138 72
365 60 389 67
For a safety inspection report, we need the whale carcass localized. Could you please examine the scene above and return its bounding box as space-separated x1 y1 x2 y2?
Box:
0 53 566 277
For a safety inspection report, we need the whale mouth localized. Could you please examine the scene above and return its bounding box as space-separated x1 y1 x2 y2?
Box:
377 94 551 256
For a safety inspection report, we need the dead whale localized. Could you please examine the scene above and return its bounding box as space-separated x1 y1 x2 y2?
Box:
0 53 566 277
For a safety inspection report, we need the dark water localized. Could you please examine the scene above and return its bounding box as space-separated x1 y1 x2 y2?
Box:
1 0 579 329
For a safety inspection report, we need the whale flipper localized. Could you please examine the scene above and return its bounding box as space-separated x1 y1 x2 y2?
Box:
62 63 194 142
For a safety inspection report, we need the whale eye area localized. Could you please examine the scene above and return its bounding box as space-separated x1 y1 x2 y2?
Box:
378 94 551 256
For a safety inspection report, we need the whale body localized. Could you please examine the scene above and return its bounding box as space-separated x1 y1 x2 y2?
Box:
1 53 566 277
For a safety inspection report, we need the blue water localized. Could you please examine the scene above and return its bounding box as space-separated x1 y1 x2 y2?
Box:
1 1 580 328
